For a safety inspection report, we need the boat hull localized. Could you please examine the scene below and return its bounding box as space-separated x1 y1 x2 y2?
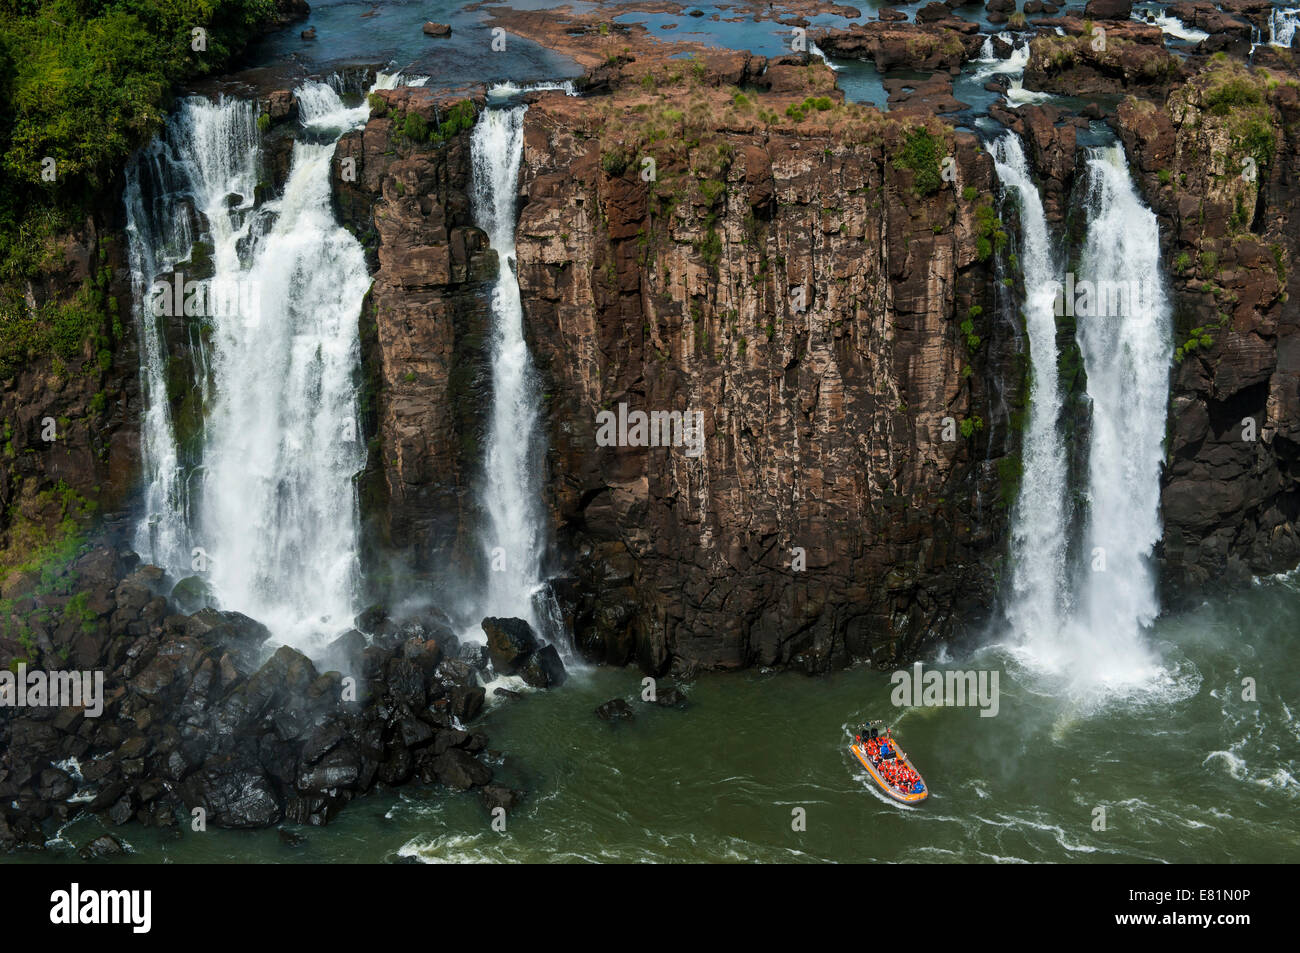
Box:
851 742 929 804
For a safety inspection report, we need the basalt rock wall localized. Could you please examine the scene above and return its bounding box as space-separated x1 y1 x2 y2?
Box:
1117 65 1300 599
511 90 1018 674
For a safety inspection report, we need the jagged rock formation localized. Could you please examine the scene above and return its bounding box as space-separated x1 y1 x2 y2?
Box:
0 543 510 848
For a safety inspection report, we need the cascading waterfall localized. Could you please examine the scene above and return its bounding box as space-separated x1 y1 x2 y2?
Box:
999 142 1174 695
1270 7 1299 47
808 40 841 71
128 78 388 651
469 104 559 646
1068 145 1171 687
126 97 261 576
992 135 1069 653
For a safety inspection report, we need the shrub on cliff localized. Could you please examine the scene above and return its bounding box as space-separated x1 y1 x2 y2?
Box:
894 126 945 195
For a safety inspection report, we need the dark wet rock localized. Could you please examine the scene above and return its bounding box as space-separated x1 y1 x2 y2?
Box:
449 685 486 722
169 575 213 614
481 616 540 674
654 688 689 709
422 21 451 37
297 744 363 793
481 784 525 815
493 687 521 700
458 641 489 670
520 643 568 689
78 834 125 859
180 754 281 828
321 628 366 672
1083 0 1131 19
431 748 492 792
595 698 635 722
384 657 427 709
355 603 388 633
279 828 306 847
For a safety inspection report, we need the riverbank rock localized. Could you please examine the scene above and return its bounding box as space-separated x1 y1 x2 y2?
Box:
0 542 506 850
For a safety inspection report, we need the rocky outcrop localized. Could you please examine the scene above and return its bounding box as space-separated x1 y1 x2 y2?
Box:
1024 19 1182 97
813 21 977 71
1116 63 1300 598
0 540 504 850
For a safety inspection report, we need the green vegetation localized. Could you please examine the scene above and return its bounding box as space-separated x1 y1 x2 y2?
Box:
0 0 281 374
1200 63 1275 171
973 202 1006 262
601 147 631 175
960 416 984 439
893 127 944 195
393 100 477 146
0 260 121 378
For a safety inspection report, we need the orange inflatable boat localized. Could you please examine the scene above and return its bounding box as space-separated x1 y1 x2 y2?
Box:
850 721 929 804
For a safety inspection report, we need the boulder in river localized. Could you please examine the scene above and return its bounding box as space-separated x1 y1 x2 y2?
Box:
482 616 540 674
520 643 568 689
1083 0 1132 18
422 22 451 37
595 698 635 722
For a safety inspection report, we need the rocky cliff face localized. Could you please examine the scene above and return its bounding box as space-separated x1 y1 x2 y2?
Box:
332 87 498 593
510 77 1018 674
1116 64 1300 599
341 70 1021 674
0 213 140 596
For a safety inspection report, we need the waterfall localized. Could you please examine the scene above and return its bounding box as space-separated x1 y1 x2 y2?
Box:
998 142 1172 695
126 97 261 576
992 135 1069 654
1069 146 1171 687
808 40 841 71
1270 7 1299 47
469 105 559 645
127 79 382 651
486 80 579 98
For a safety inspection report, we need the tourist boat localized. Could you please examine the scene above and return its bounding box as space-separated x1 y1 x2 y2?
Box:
850 721 929 804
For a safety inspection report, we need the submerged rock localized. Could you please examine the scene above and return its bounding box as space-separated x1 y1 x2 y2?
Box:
78 834 126 859
595 698 635 722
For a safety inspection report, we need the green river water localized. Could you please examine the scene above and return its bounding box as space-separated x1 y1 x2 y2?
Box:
14 572 1299 864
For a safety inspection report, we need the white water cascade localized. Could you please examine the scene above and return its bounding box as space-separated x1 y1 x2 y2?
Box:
998 143 1174 696
992 135 1069 654
1270 7 1299 47
127 77 389 651
469 105 559 645
1069 146 1172 687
